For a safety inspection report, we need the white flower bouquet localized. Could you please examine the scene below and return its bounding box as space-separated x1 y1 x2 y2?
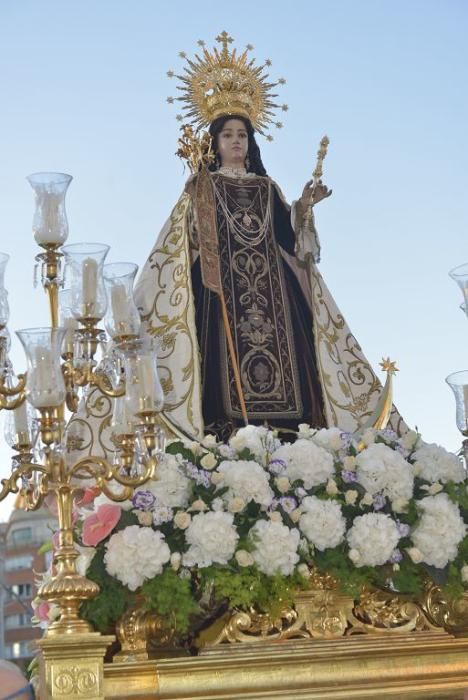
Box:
33 425 468 637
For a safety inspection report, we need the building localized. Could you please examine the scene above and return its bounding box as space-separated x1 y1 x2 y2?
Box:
0 504 56 670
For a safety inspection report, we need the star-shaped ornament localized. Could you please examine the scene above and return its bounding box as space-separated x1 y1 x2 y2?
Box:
380 358 399 375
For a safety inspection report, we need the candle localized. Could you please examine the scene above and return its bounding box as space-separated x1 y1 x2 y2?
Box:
463 386 468 431
137 356 156 412
62 316 78 355
14 400 29 438
82 257 98 316
29 346 62 408
111 282 130 334
34 191 63 244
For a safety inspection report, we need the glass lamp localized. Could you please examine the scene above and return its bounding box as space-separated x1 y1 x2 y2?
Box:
62 243 109 324
103 262 141 340
118 340 164 417
0 252 10 329
16 328 67 409
26 172 72 247
449 264 468 319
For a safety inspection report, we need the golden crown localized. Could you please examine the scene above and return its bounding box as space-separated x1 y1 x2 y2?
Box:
166 31 288 140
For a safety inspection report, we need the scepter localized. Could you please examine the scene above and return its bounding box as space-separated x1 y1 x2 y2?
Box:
312 135 330 187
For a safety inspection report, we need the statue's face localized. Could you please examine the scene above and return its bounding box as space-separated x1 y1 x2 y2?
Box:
217 119 249 167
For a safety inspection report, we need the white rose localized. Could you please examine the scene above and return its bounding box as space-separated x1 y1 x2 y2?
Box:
174 511 191 529
290 508 302 523
249 520 300 575
343 456 357 471
393 563 400 572
345 490 358 506
311 427 343 452
297 563 310 578
184 511 239 568
392 499 409 513
228 497 246 513
170 552 182 571
299 496 346 551
210 472 224 485
201 434 218 448
200 452 218 470
186 440 203 456
407 547 424 564
136 511 153 526
326 479 339 496
348 548 361 564
269 511 282 523
400 430 419 451
275 476 291 493
189 499 209 512
228 425 271 462
361 493 373 507
235 550 254 567
361 429 376 446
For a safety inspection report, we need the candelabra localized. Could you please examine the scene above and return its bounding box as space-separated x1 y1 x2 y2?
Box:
0 172 165 643
447 264 468 464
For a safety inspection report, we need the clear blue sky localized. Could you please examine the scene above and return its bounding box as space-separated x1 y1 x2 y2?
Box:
0 0 467 519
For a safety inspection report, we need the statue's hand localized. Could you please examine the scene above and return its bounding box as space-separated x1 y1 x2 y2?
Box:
301 179 332 207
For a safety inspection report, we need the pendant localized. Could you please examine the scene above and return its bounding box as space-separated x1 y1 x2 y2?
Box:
242 212 252 228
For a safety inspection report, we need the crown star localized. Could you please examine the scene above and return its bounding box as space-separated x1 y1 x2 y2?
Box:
380 357 399 375
166 32 288 138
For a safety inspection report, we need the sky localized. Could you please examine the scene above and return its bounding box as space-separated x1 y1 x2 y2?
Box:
0 0 467 520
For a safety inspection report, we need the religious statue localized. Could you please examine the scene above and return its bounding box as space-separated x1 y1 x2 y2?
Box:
67 32 405 456
133 32 405 441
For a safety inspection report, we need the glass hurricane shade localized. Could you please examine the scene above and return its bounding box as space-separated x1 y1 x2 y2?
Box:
16 327 67 408
111 395 135 436
3 398 36 447
103 262 141 339
0 252 10 327
62 242 110 323
59 289 79 356
118 341 164 416
446 370 468 436
26 172 72 246
449 264 468 318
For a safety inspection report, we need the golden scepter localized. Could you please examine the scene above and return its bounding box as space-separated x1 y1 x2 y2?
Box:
312 135 330 188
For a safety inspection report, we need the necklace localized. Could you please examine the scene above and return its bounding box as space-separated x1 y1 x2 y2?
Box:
213 178 272 245
217 166 256 180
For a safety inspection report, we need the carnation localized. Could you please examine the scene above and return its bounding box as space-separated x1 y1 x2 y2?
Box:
229 425 269 462
346 513 400 567
104 525 170 591
271 439 334 489
411 493 467 568
299 496 346 551
412 443 465 484
217 460 274 507
183 511 239 568
355 442 414 506
145 454 192 508
249 520 300 575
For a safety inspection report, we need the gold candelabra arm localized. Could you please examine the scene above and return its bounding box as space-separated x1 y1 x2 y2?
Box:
0 459 49 507
63 358 126 399
0 372 27 397
0 389 27 411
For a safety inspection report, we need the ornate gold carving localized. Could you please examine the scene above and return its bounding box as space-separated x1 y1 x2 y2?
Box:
421 583 468 635
115 603 186 662
52 664 98 696
349 587 438 635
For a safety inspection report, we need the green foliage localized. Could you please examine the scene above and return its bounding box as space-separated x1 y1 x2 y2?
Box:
80 548 133 633
389 558 424 595
141 568 199 633
314 546 374 597
165 440 194 462
443 563 464 601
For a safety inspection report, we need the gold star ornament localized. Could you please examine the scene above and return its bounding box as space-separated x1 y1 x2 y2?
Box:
379 358 399 375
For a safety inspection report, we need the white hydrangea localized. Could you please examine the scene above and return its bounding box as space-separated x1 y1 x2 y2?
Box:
271 439 334 489
145 454 192 508
412 443 465 484
347 513 400 567
229 425 267 461
183 511 239 568
411 493 467 568
311 427 343 452
299 496 346 551
356 442 414 506
249 520 300 575
217 460 274 507
104 525 170 591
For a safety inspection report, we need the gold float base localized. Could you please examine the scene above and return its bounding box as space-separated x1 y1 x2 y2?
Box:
104 631 468 699
36 632 115 700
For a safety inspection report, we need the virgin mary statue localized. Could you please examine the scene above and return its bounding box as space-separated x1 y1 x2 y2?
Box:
130 33 405 442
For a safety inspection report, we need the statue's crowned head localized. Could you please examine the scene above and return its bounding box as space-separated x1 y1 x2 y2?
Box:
166 31 288 142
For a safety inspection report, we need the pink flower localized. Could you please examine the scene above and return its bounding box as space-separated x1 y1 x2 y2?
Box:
75 487 101 507
82 504 121 546
34 600 51 622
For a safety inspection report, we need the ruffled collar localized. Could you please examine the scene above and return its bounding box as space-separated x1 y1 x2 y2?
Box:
216 166 256 179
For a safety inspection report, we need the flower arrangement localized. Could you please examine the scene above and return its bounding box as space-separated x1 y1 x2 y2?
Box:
32 424 468 638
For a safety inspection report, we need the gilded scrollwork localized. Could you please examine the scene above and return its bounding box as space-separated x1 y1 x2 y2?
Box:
52 664 98 696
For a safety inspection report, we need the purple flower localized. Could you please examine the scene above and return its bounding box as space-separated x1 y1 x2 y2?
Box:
389 548 403 563
184 461 212 487
373 494 386 511
268 459 286 476
342 470 358 483
396 520 410 538
279 496 297 514
380 429 397 443
131 490 156 511
340 432 353 447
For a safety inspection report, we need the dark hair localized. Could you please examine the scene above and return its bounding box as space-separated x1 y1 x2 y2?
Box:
208 114 267 176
